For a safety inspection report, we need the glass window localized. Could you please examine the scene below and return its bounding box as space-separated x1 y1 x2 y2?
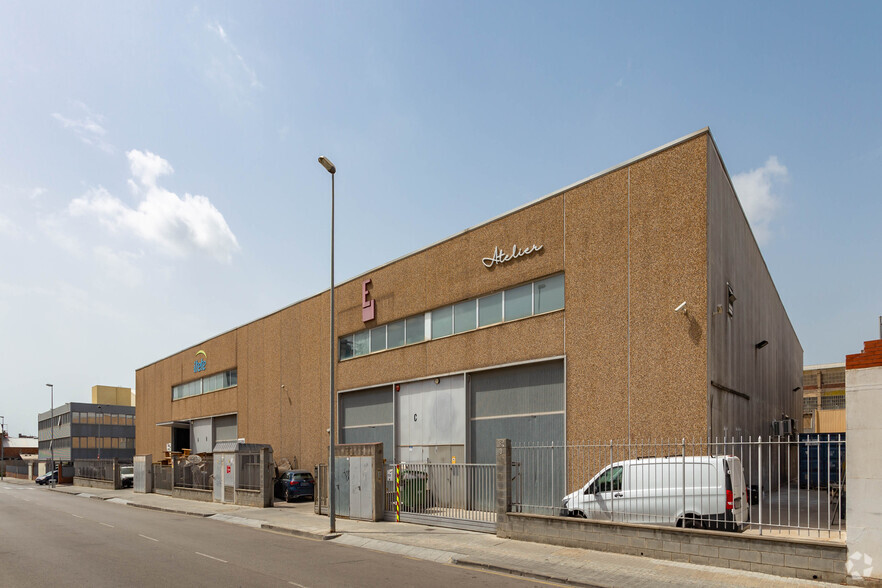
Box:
353 330 370 356
370 326 386 352
478 293 503 327
339 335 354 360
87 437 96 449
112 437 120 448
504 283 532 321
454 300 476 334
405 315 425 345
103 414 112 425
73 437 80 448
227 369 237 387
534 273 564 314
431 306 453 339
387 320 405 349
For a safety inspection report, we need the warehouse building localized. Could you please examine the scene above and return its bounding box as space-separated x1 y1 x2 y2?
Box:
135 128 802 470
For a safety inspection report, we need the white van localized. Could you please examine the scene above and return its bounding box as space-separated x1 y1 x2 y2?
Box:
561 455 747 531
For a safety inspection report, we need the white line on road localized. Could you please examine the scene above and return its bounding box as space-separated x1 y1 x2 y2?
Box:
289 582 310 587
71 514 83 518
100 522 114 528
139 534 159 542
195 552 228 563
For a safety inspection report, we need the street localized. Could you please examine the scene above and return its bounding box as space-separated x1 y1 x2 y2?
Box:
0 482 555 587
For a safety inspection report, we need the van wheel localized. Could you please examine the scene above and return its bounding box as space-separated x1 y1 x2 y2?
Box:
678 515 701 529
572 510 587 519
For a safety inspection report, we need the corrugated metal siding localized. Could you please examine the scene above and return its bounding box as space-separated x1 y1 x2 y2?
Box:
469 360 565 510
340 385 394 460
469 360 565 461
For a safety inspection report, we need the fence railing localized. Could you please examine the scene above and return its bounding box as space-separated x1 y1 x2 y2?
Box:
4 460 32 478
383 463 497 529
512 434 845 538
153 463 173 495
237 453 262 491
74 459 116 482
173 458 213 491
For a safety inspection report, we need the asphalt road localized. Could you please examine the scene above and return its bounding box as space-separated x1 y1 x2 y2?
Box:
0 482 554 588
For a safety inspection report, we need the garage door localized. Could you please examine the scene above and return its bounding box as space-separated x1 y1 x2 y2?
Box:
339 385 393 461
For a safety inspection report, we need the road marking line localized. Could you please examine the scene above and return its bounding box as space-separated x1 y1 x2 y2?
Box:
289 582 310 587
71 514 83 518
195 552 227 563
139 534 159 542
100 522 114 528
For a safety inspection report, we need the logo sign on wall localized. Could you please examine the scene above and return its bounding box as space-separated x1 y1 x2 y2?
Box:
482 243 543 268
362 278 376 322
194 350 207 373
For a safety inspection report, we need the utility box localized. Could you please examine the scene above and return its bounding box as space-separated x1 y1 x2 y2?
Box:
212 441 273 507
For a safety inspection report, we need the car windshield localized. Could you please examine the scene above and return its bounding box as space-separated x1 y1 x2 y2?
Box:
292 473 313 481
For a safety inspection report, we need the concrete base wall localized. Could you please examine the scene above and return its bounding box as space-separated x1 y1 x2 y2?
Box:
73 477 116 490
847 363 882 584
235 488 263 507
172 487 213 502
499 513 845 583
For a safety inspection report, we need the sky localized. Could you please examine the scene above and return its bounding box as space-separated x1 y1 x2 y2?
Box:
1 2 880 437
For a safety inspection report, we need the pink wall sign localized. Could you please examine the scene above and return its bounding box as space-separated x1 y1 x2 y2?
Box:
362 278 376 322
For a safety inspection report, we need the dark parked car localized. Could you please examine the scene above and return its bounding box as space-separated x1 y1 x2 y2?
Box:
35 471 57 485
274 470 315 502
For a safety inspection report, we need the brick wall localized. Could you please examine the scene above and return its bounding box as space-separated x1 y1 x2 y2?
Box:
846 339 882 370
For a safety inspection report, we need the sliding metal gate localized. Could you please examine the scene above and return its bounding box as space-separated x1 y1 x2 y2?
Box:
383 463 496 532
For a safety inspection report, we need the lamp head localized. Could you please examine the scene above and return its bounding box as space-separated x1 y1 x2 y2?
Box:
318 156 336 174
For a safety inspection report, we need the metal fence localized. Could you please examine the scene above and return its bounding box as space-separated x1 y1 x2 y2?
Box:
153 463 173 495
173 458 213 490
384 463 497 532
4 460 32 478
237 452 262 491
74 459 115 481
512 434 845 538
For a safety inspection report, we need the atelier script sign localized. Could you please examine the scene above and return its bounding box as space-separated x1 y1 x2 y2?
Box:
481 243 543 268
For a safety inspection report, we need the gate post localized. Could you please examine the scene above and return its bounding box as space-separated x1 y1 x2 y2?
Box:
495 438 511 524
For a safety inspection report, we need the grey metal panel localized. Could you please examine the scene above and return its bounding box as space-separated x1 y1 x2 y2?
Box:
192 418 212 453
470 361 564 418
397 375 465 452
470 414 564 463
334 456 350 517
349 456 373 520
341 425 393 463
213 414 238 442
340 386 393 428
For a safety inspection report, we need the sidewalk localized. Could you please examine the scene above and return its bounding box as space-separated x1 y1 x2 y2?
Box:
12 479 837 587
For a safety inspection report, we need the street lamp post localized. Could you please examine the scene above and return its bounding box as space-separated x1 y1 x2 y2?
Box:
46 384 54 476
318 155 336 534
1 415 5 480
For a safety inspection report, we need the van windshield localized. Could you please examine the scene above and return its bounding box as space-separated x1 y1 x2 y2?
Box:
593 466 623 493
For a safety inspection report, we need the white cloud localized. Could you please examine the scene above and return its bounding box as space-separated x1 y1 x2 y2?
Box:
69 150 240 263
94 246 144 287
29 187 47 200
207 21 263 90
0 214 20 237
51 103 114 154
732 156 788 245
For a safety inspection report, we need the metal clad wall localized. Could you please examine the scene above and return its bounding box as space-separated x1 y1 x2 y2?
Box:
398 375 466 446
469 360 565 510
340 386 393 459
213 415 238 442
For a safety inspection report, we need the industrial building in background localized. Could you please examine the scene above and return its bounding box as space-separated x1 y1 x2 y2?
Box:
135 128 802 472
802 363 846 434
37 385 136 463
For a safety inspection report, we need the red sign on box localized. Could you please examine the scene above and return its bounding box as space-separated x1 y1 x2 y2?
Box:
226 465 231 474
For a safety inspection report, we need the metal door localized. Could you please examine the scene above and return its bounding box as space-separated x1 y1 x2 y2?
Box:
334 456 350 517
349 456 374 520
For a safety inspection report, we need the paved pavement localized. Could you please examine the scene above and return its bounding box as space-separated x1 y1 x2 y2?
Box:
8 479 839 587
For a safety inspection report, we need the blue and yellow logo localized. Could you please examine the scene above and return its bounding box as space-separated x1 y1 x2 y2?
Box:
194 350 207 373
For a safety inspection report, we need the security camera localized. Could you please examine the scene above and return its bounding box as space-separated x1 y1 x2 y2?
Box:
674 301 687 313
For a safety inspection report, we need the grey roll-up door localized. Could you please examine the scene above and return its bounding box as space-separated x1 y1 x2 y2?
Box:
340 385 393 461
469 360 564 512
213 415 238 442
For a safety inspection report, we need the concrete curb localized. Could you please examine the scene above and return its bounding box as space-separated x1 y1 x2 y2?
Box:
260 524 340 541
454 558 605 588
128 502 213 517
